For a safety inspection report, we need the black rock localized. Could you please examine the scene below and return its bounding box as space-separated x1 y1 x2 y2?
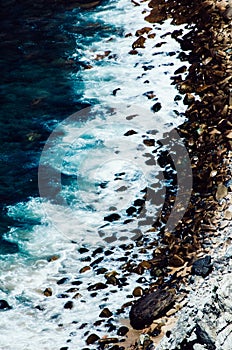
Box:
57 294 69 299
129 289 176 329
64 301 74 309
117 326 129 336
126 206 137 216
71 280 82 286
134 198 145 207
113 88 121 96
195 324 216 350
57 277 69 285
151 102 162 113
90 256 104 267
0 300 12 311
78 247 89 254
192 255 212 277
87 282 108 291
104 213 121 222
92 247 104 257
124 130 138 136
99 181 108 189
86 333 100 345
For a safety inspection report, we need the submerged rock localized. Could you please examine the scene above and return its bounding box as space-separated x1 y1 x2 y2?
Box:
99 307 113 318
132 36 146 49
43 288 52 297
63 301 74 309
104 213 121 222
151 102 162 113
86 333 100 345
0 300 12 311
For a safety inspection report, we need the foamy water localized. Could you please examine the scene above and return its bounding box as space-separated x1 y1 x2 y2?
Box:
0 0 190 349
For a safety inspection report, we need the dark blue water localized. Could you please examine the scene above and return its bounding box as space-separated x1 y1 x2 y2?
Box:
0 0 117 253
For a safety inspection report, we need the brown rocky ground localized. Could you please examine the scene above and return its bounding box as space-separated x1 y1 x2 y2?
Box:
116 0 232 349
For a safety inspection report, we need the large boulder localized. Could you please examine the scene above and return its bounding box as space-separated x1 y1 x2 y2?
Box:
129 288 176 329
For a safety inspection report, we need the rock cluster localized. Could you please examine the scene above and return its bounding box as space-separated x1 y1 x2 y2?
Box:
157 242 232 350
127 0 232 348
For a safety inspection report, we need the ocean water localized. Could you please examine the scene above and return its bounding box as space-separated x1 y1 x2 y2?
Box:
0 0 191 349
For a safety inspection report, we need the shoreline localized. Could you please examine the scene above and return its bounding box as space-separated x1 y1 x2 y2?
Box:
125 0 232 348
0 1 231 349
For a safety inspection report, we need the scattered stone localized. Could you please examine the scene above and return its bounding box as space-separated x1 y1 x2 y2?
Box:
113 88 121 96
96 267 108 274
126 206 137 215
148 33 156 38
65 288 79 293
79 266 91 273
72 293 82 299
139 333 153 348
57 294 69 299
117 326 129 336
169 254 185 267
78 247 89 254
191 255 212 277
57 277 69 285
129 288 176 329
104 213 121 222
128 49 138 55
143 90 156 99
87 282 108 291
151 102 162 112
98 337 119 345
64 301 74 310
48 255 59 262
0 300 12 310
43 288 52 297
174 65 187 74
133 286 144 297
99 307 113 318
90 257 104 267
132 36 146 49
124 129 138 136
71 280 82 286
143 138 155 146
86 333 100 345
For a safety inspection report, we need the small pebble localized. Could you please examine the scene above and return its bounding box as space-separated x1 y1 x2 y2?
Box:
0 300 12 310
43 288 52 297
99 308 113 318
117 326 129 336
57 277 69 285
87 282 108 291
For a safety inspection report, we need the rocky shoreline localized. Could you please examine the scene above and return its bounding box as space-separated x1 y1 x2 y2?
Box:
124 0 232 349
0 1 231 349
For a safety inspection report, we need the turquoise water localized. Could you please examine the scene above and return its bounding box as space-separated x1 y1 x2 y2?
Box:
0 1 191 348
